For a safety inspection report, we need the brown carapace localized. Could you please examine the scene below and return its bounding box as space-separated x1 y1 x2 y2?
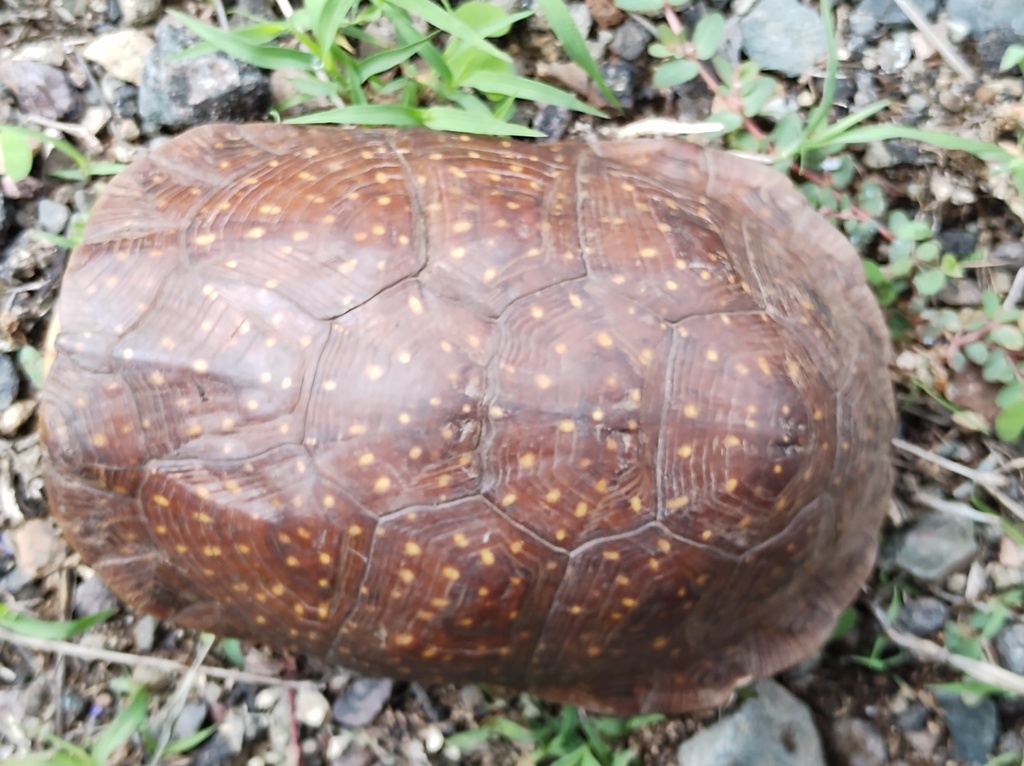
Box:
40 124 894 715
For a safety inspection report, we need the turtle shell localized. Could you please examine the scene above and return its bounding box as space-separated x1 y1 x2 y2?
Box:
39 124 894 715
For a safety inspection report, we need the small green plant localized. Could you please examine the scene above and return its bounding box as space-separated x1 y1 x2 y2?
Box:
1000 44 1024 76
447 704 662 766
0 125 124 183
0 607 215 764
6 683 215 766
170 0 615 137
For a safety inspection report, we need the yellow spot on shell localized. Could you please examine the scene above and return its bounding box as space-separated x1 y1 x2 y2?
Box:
405 541 422 556
408 296 424 314
373 476 391 493
667 495 689 510
596 331 614 347
479 549 495 565
399 568 415 583
683 404 698 419
602 551 621 561
519 453 536 469
725 478 739 492
395 634 414 647
442 566 460 580
152 494 170 507
677 444 693 459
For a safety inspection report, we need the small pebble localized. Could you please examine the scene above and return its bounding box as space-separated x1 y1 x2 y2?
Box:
332 677 393 727
831 718 887 766
0 356 18 410
609 20 652 61
295 687 331 728
36 199 71 235
599 60 638 110
171 700 209 741
995 623 1024 675
895 596 949 637
73 574 121 616
133 615 158 652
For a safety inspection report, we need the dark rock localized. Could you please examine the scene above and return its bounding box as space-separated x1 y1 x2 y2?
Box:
533 105 571 141
937 229 978 258
599 60 638 111
0 61 82 121
936 691 998 764
975 29 1024 73
332 677 393 727
139 18 271 131
896 703 929 731
895 596 949 636
60 689 88 720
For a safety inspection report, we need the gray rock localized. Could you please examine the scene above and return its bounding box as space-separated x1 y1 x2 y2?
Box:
831 718 887 766
73 575 120 617
36 199 70 235
995 623 1024 675
610 20 652 61
0 355 18 410
855 0 938 26
892 513 977 582
947 0 1024 36
936 691 998 764
0 61 82 121
739 0 827 77
895 596 949 636
117 0 163 26
897 703 929 731
331 677 393 727
171 700 209 741
139 18 271 131
676 680 825 766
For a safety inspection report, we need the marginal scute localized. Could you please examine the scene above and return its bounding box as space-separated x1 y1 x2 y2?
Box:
40 124 895 716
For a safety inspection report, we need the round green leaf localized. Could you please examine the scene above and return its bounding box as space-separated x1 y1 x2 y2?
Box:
913 268 946 296
995 399 1024 442
652 59 700 88
692 14 724 60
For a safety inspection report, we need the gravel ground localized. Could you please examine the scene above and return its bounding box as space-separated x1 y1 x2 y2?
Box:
1 1 1023 765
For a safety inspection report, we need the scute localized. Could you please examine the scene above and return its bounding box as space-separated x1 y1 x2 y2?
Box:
40 124 895 716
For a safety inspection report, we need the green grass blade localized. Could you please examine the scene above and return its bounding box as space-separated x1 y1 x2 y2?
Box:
461 70 605 116
0 604 116 640
534 0 619 110
382 3 453 85
166 10 316 70
420 106 543 136
386 0 511 64
285 104 425 126
356 36 433 82
311 0 360 53
90 688 149 765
